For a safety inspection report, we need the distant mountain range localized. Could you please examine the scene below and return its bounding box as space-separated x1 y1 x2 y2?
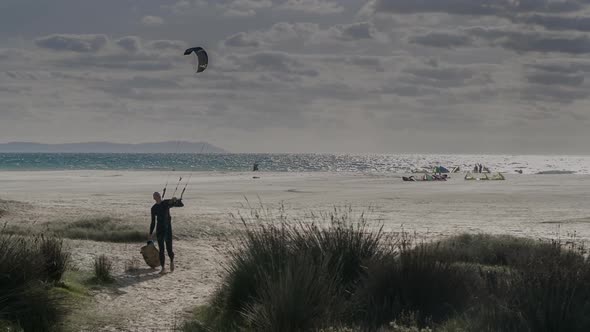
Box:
0 141 227 153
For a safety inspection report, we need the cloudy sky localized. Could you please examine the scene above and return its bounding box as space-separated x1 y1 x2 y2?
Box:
1 0 590 153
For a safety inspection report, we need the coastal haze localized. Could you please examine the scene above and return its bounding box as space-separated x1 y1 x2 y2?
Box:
2 0 590 331
0 141 226 153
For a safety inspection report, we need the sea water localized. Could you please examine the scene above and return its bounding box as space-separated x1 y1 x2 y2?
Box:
1 153 589 174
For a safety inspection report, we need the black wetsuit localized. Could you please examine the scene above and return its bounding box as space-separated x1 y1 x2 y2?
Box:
150 199 184 267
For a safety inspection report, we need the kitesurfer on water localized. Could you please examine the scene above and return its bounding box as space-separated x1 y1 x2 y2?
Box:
149 192 184 274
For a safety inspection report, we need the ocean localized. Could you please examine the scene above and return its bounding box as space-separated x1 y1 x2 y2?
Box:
1 153 589 174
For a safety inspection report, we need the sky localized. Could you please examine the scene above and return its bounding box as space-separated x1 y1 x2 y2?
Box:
1 0 590 154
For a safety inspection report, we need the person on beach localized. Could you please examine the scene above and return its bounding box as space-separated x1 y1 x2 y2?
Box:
149 192 184 274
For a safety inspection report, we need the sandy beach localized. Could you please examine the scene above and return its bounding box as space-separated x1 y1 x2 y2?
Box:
2 170 590 331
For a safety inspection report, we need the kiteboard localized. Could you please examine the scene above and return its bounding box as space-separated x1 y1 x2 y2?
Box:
140 240 160 268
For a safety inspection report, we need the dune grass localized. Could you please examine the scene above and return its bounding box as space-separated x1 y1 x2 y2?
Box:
57 217 145 243
183 209 590 332
3 216 145 243
0 233 73 332
92 255 115 284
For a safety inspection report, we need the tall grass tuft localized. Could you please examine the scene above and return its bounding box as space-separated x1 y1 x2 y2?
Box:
93 255 114 284
40 236 71 282
194 207 389 331
0 233 69 331
481 240 590 332
241 253 342 332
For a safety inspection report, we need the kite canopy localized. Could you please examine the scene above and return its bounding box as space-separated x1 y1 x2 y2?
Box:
184 47 208 73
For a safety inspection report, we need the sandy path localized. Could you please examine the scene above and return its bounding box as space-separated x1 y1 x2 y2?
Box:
2 171 590 331
65 239 227 332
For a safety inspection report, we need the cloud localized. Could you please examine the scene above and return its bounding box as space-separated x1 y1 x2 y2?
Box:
224 51 319 77
467 27 590 54
61 54 175 71
521 83 590 103
219 0 273 16
525 71 584 87
35 34 108 53
223 32 261 48
116 36 142 53
346 55 386 71
278 0 344 14
520 14 590 32
141 15 165 27
145 40 187 51
330 22 376 41
517 59 590 103
221 21 380 52
526 60 590 74
409 31 473 48
223 8 257 17
221 22 319 50
403 65 489 88
366 0 583 17
381 84 441 97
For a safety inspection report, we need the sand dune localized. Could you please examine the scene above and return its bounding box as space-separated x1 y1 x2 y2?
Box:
2 171 590 330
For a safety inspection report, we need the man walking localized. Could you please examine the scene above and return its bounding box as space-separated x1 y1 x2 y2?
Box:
149 192 184 274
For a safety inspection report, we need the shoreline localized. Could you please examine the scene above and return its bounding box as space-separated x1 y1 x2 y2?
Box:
2 171 590 240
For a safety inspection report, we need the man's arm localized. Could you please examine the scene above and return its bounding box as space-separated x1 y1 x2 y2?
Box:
149 206 156 237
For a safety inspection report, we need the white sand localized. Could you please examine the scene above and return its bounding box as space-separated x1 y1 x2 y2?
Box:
2 170 590 331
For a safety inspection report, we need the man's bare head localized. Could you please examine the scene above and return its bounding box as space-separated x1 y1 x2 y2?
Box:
153 192 162 203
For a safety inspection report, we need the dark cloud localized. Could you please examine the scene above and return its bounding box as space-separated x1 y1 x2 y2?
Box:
405 66 477 84
223 32 261 47
409 31 473 48
35 34 108 53
526 60 590 74
520 14 590 32
521 83 590 103
333 22 376 41
525 71 584 86
116 36 141 53
347 56 385 71
503 35 590 54
225 51 319 77
369 0 583 16
380 84 441 97
467 27 590 54
57 54 174 71
3 71 42 80
519 59 590 103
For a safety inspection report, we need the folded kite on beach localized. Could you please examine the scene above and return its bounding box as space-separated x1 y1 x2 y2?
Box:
140 241 160 268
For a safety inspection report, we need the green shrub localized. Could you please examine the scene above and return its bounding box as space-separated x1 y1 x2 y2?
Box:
198 209 388 331
0 234 69 331
353 244 478 330
93 255 114 284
